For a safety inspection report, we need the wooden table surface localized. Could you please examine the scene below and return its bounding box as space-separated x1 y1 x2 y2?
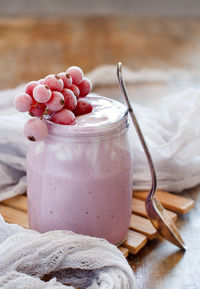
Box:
1 17 200 289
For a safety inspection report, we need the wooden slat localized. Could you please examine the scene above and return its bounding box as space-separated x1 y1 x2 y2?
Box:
132 197 178 221
122 230 147 254
0 192 194 257
119 246 129 257
0 204 29 228
129 214 158 240
2 195 28 212
133 190 195 214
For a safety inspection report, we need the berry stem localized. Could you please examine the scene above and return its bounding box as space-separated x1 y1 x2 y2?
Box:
40 108 49 120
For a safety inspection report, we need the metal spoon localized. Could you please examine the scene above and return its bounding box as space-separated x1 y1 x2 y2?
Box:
117 62 186 250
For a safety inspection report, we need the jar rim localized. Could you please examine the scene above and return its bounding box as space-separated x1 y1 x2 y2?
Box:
45 108 129 138
45 95 129 138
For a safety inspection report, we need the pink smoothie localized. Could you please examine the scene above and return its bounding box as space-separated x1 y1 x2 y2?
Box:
27 95 133 244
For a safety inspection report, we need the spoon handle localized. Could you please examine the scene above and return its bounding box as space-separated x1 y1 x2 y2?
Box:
117 62 157 198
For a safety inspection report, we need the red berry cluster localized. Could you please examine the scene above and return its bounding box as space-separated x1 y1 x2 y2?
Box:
14 66 93 142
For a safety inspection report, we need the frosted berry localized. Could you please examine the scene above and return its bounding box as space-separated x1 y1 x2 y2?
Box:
23 118 48 141
51 108 76 125
29 102 46 117
66 66 83 85
25 81 39 97
73 98 93 116
44 74 64 91
58 72 73 88
14 93 33 112
79 77 92 97
33 84 52 103
70 84 80 98
46 91 65 112
61 88 77 111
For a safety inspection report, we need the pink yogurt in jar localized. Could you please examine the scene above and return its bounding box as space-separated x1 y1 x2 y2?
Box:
27 94 133 245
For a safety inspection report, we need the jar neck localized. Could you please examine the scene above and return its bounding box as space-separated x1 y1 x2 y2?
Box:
45 111 129 142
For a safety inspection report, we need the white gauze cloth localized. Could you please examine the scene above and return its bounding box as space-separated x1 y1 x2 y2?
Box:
0 215 136 289
0 65 200 201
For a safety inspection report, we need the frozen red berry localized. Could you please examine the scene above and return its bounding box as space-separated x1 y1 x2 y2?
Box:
23 118 48 141
33 84 52 103
25 81 39 97
73 98 93 116
70 84 80 98
29 102 46 117
61 88 77 111
44 74 64 91
58 72 73 88
78 77 92 97
51 108 76 125
66 66 83 85
14 93 33 112
46 91 65 112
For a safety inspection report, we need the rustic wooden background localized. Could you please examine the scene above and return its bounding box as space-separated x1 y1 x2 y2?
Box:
2 17 200 90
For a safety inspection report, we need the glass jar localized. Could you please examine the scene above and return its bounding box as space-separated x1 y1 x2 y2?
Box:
27 97 133 245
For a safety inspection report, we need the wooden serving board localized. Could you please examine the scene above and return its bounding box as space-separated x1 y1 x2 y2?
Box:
0 190 194 258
